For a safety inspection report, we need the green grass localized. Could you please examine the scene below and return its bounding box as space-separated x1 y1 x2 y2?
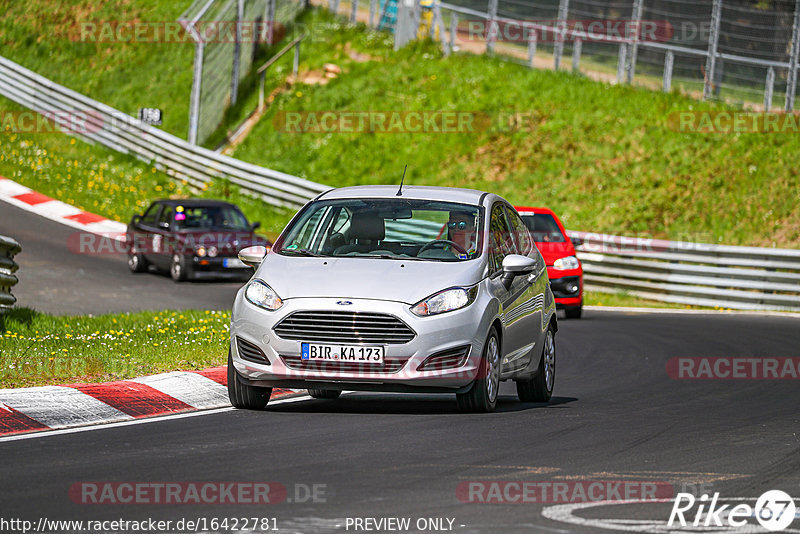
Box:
583 290 711 310
232 8 800 249
0 0 195 139
0 308 230 388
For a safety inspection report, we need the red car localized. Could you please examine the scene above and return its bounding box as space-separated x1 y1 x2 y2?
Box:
515 206 583 318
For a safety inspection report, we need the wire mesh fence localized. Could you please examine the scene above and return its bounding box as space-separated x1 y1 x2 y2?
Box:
180 0 305 145
388 0 800 111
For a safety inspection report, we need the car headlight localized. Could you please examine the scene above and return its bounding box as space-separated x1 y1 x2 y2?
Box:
207 246 218 257
553 255 579 270
411 287 478 317
245 279 283 311
196 246 207 257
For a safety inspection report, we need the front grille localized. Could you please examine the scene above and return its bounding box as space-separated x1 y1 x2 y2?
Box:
273 311 416 344
236 337 269 364
281 355 406 374
417 345 471 371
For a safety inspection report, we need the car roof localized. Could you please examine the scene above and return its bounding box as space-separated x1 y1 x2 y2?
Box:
514 205 557 216
318 185 490 205
153 198 238 208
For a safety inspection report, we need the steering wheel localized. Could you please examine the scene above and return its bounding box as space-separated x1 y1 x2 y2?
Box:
418 239 468 255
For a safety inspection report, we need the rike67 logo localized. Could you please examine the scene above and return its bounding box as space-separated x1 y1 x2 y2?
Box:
669 490 797 531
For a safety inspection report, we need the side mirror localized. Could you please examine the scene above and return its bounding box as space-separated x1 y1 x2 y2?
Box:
158 221 170 230
131 214 142 226
239 245 267 269
570 236 584 248
251 222 261 231
500 254 538 289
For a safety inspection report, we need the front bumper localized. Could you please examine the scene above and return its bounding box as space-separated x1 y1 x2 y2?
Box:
230 294 490 392
190 255 251 276
546 267 583 307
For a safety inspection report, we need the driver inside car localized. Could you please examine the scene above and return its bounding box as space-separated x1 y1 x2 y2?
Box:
447 211 478 258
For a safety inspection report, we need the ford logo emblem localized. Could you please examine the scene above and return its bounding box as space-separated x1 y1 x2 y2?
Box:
336 300 353 306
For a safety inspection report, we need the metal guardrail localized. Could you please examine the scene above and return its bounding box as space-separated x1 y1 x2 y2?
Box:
0 236 21 313
569 231 800 311
0 55 329 209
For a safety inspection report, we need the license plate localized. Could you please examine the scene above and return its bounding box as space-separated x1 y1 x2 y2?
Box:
223 258 246 268
301 343 385 364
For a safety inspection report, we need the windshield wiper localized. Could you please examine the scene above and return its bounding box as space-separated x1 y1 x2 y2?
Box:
281 248 323 257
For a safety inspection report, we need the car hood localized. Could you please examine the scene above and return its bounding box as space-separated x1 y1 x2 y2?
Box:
255 254 483 304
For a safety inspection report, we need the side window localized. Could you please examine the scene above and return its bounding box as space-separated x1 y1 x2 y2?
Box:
158 205 174 229
505 207 533 255
140 204 161 226
489 204 514 274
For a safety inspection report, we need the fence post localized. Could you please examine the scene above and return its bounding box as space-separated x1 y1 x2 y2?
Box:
553 0 570 70
486 0 499 55
764 66 775 111
370 0 377 27
230 0 244 105
351 0 359 23
785 0 800 111
626 0 643 83
703 0 722 99
293 40 300 77
616 42 627 83
188 41 204 145
450 11 458 52
266 0 276 45
663 50 674 92
572 37 581 72
528 25 537 67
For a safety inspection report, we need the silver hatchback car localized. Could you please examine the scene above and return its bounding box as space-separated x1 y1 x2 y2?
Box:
228 185 557 412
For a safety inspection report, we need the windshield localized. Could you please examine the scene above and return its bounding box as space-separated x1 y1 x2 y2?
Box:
520 213 565 243
275 198 483 261
172 205 250 231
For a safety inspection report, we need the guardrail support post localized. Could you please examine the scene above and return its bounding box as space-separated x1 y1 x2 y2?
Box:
703 0 723 100
486 0 499 55
663 50 674 92
785 0 800 111
351 0 359 23
626 0 643 83
527 26 537 67
764 66 775 111
293 40 300 77
553 0 569 70
370 0 377 27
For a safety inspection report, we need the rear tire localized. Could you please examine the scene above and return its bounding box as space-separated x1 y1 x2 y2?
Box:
516 326 555 403
128 252 148 273
564 306 582 319
456 328 500 413
308 389 341 399
227 351 272 409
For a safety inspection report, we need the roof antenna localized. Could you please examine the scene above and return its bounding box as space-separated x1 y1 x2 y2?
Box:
396 164 407 196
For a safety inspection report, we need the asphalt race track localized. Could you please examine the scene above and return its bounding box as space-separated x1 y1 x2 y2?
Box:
0 201 245 314
2 309 799 533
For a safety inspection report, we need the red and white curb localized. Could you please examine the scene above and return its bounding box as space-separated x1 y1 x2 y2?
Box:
0 367 300 437
0 176 126 237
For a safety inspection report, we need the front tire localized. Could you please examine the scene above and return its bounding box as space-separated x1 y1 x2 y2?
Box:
170 254 190 282
227 351 272 409
516 326 555 403
456 328 500 413
308 389 341 399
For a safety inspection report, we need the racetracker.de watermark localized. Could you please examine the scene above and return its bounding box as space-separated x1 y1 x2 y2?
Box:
69 482 327 505
669 111 800 134
272 111 540 134
76 20 282 43
457 480 674 504
464 19 673 43
0 111 103 135
667 357 800 380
